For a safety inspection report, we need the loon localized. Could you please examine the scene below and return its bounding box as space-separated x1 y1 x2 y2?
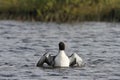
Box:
36 42 83 67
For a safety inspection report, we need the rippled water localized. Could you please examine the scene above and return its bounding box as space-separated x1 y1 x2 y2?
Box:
0 21 120 80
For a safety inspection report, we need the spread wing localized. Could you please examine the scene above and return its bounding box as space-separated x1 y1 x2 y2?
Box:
36 52 55 67
69 53 83 67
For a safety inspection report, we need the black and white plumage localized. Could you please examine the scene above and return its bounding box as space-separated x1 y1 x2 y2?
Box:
36 42 83 67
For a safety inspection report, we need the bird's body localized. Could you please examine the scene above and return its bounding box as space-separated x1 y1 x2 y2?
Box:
54 50 70 67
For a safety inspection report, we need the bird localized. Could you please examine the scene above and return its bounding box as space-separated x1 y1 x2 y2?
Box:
36 42 83 68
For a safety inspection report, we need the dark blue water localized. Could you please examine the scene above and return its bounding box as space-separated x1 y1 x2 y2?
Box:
0 21 120 80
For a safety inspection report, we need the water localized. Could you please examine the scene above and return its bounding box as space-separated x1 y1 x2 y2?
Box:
0 21 120 80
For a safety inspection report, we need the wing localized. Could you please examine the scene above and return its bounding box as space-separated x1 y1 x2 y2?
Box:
69 53 83 67
36 52 55 67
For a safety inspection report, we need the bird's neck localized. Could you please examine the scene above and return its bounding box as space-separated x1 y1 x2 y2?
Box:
59 50 67 56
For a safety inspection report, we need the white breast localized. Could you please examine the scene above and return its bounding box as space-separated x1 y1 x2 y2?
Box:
54 51 70 67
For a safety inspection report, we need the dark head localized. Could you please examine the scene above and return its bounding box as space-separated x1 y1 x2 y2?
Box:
59 42 65 50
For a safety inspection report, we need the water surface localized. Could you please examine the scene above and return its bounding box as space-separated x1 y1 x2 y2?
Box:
0 21 120 80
